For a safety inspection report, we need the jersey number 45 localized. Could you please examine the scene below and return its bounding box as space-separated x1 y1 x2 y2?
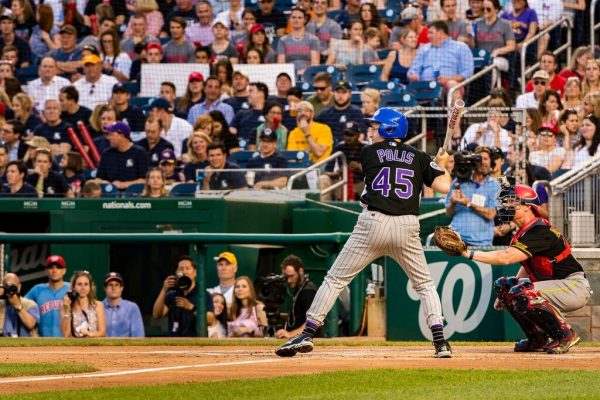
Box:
372 167 415 199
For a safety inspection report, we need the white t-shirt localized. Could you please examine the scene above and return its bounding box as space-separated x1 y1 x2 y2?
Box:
102 52 133 79
571 146 599 170
164 116 193 157
74 74 119 110
516 92 540 109
25 76 71 111
460 123 512 152
207 284 234 308
529 147 566 170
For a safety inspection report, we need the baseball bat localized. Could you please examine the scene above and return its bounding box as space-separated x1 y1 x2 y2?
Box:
77 121 101 164
67 127 96 169
441 99 465 151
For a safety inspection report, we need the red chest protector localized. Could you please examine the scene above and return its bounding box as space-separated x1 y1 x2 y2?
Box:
510 218 572 282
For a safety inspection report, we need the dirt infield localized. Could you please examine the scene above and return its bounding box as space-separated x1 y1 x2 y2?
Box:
0 342 599 394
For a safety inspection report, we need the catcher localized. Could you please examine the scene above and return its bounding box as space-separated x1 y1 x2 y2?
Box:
434 183 592 354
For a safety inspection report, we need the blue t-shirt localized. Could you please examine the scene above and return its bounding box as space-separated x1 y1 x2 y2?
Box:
230 109 264 141
445 176 501 246
25 282 70 337
33 121 73 145
97 144 149 182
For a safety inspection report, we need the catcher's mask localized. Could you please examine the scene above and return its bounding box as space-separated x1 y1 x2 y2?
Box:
496 183 540 222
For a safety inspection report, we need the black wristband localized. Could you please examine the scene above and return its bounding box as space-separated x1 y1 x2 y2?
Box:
469 250 474 260
190 305 197 313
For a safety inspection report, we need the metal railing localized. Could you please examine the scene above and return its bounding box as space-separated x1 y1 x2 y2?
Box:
592 0 600 51
286 151 348 201
521 16 572 93
447 64 500 107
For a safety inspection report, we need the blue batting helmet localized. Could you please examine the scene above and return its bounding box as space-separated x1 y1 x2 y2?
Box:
365 108 408 139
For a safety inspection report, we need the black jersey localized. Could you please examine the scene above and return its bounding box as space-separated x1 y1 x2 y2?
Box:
360 140 444 216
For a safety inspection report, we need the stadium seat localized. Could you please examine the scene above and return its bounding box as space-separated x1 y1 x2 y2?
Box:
303 65 341 84
84 169 97 180
377 49 391 60
16 65 38 84
365 80 401 91
280 151 311 168
351 92 362 106
296 81 314 92
100 183 120 198
345 64 382 87
472 48 492 69
130 97 153 107
123 183 145 197
169 183 198 197
380 91 417 107
326 10 341 20
228 151 260 168
381 8 398 23
123 81 140 96
405 80 442 105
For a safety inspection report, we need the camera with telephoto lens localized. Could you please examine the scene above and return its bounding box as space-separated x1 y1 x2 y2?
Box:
66 290 79 302
172 273 192 295
453 151 482 181
255 274 287 337
1 283 19 299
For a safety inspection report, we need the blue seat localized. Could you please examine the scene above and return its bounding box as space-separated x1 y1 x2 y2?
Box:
124 81 140 96
377 49 391 60
365 80 401 91
280 151 311 168
381 8 398 23
472 48 492 69
345 64 382 87
351 92 362 106
302 65 341 84
169 183 198 197
326 10 341 20
130 96 153 107
83 168 97 180
123 183 145 197
380 91 417 108
16 65 38 84
405 80 442 105
296 81 314 92
228 151 259 168
100 183 119 198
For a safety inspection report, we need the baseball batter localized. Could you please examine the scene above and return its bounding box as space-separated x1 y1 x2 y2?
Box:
276 108 454 358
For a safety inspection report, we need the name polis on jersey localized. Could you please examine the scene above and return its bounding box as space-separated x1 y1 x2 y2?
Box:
376 149 414 164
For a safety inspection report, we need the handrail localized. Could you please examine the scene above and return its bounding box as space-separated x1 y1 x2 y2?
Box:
405 131 427 152
550 155 600 193
592 0 600 51
286 151 348 201
521 16 572 93
447 64 499 106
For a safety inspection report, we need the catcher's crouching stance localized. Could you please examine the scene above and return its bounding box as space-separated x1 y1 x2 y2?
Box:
434 183 592 354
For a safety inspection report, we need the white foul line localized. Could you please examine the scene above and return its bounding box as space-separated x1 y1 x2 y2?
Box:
0 358 281 384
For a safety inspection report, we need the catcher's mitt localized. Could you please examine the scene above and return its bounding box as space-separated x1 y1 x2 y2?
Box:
433 226 467 256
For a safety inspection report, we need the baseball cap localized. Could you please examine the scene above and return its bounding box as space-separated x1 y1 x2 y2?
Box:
249 24 266 35
212 19 228 29
159 148 176 163
82 54 101 65
296 100 314 113
104 272 124 286
334 81 352 91
189 72 204 82
259 128 277 141
214 251 237 265
150 97 172 112
342 121 360 136
0 15 14 22
46 255 66 269
105 121 131 139
532 70 550 81
25 136 51 149
59 24 77 35
146 42 162 53
112 83 130 93
539 122 559 135
232 70 248 80
82 44 100 55
400 7 420 24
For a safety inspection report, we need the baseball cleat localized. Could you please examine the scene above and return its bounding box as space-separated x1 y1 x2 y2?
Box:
275 333 314 357
433 341 452 358
544 331 580 354
514 334 548 352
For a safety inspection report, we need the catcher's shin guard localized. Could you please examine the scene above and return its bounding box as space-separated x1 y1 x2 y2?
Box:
507 281 573 342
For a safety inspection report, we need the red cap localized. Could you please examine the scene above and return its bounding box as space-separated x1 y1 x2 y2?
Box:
249 24 266 35
45 255 66 269
539 122 559 135
146 42 162 53
188 72 204 82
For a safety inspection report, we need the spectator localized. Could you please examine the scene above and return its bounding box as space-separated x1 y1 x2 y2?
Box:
102 272 145 337
505 144 551 182
59 86 93 130
270 72 293 107
11 93 41 135
318 122 365 200
306 72 334 117
29 4 59 62
460 108 511 152
558 109 580 151
528 0 562 58
245 23 277 63
97 121 148 190
142 166 169 197
59 151 85 195
110 83 145 131
391 6 429 48
316 81 366 143
326 20 378 67
407 20 474 104
176 72 205 118
381 28 418 85
582 93 600 119
73 54 119 110
248 101 287 151
562 77 583 112
227 276 267 337
538 89 562 124
99 29 132 83
230 81 268 141
159 148 185 184
582 59 600 98
208 292 227 338
84 0 127 26
90 104 118 154
246 129 289 189
183 130 211 181
306 0 342 61
163 16 195 63
1 160 36 196
445 146 500 246
287 101 333 163
27 148 73 198
150 98 193 158
360 88 380 119
214 58 234 96
255 0 287 36
187 1 214 46
439 0 472 43
529 122 565 174
48 25 82 79
129 0 163 38
22 136 51 170
122 13 159 59
274 255 318 339
25 255 71 337
0 15 31 67
159 81 186 119
0 272 39 336
231 9 256 47
208 20 239 64
1 116 28 161
202 143 245 190
152 255 213 337
61 270 106 338
187 76 235 125
516 69 550 108
10 0 35 38
24 57 70 112
334 0 361 30
466 0 484 20
360 3 388 47
563 114 600 170
559 46 592 81
277 7 319 77
137 115 174 166
223 71 249 114
0 143 7 183
207 251 238 308
525 52 566 95
208 110 239 153
33 99 73 154
80 180 101 198
283 87 302 131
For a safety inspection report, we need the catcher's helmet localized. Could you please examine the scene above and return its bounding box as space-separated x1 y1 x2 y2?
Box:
365 107 408 139
496 183 540 222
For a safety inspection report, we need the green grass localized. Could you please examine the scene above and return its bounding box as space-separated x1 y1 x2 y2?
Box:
0 363 96 377
3 368 600 400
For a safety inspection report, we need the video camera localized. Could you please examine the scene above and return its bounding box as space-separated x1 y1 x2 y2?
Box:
453 151 482 182
0 283 19 299
255 273 287 336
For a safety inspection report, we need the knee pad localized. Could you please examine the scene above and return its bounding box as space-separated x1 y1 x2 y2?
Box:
494 276 519 304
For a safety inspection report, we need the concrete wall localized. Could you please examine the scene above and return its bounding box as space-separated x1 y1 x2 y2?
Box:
565 249 600 341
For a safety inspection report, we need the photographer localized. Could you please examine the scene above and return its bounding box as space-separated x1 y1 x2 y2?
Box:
152 255 214 337
445 146 500 246
0 273 39 337
275 255 318 339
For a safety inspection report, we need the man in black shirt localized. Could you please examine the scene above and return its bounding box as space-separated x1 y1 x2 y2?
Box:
136 115 174 166
202 143 245 190
33 99 73 152
276 107 453 358
246 129 288 189
230 81 268 142
0 15 31 67
59 86 92 131
255 0 287 36
1 160 36 197
223 71 249 114
111 83 146 131
456 183 591 354
316 81 366 144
